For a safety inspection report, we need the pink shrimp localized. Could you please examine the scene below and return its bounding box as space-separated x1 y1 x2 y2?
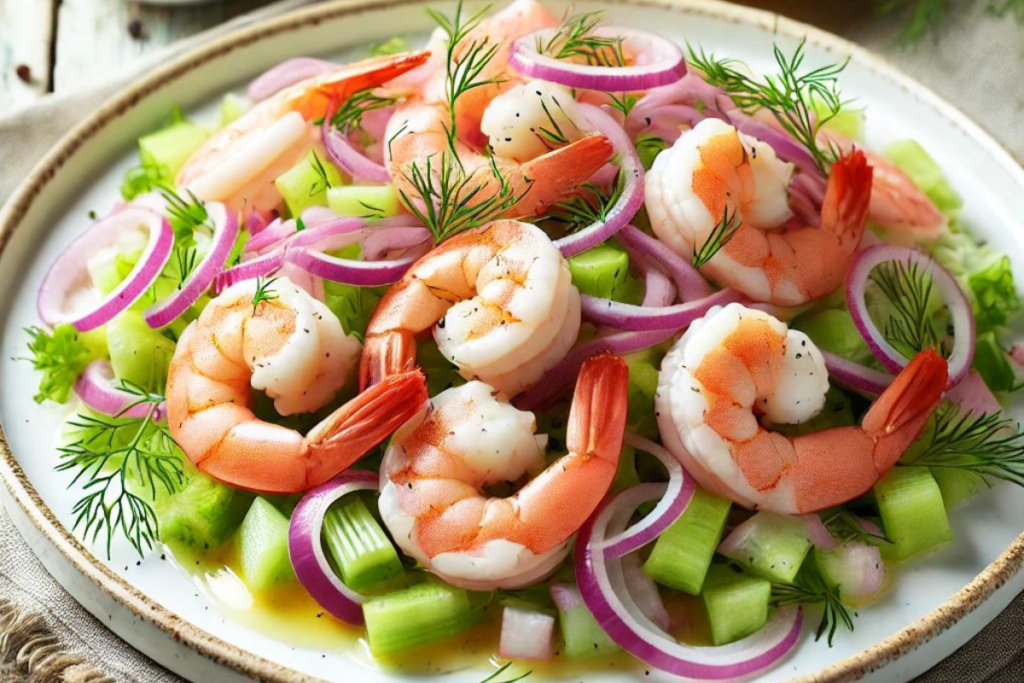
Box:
656 303 948 514
165 278 428 493
378 353 628 589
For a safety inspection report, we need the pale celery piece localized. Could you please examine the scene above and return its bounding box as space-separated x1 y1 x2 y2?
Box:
363 581 481 657
875 466 953 561
567 242 630 299
701 564 771 646
643 487 732 594
322 495 403 592
139 119 209 179
327 184 401 218
106 311 176 394
276 149 344 217
719 511 812 584
238 497 296 592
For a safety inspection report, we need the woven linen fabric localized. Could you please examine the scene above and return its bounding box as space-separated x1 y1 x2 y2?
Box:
0 0 1022 681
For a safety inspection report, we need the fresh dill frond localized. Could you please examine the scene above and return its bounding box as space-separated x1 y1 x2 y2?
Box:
608 92 640 117
688 40 848 174
549 170 625 232
479 662 532 683
308 151 335 197
57 396 186 558
387 120 409 159
875 0 949 42
909 402 1024 487
22 324 91 404
771 566 854 647
692 205 742 268
398 150 529 242
252 276 280 313
358 200 385 220
159 186 210 289
869 258 941 355
538 11 625 67
330 89 399 135
120 161 167 201
533 97 572 149
821 509 892 546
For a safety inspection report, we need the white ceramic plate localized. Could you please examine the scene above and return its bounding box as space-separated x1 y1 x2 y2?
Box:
2 1 1023 681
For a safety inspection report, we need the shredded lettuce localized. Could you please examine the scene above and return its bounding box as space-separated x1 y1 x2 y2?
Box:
972 331 1020 392
932 232 1020 333
882 139 962 215
24 324 96 404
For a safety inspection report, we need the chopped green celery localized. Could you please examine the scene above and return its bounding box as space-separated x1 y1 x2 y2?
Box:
624 346 664 439
106 311 176 394
717 511 812 584
568 243 629 299
883 140 961 214
370 36 408 56
973 332 1016 392
813 544 884 606
156 472 251 551
644 487 732 594
874 466 952 561
327 185 401 218
238 497 296 592
553 585 618 658
792 308 875 366
322 495 403 592
931 468 985 510
931 232 1019 333
701 565 770 646
363 580 483 657
813 97 865 142
276 149 344 218
771 387 855 437
219 94 250 127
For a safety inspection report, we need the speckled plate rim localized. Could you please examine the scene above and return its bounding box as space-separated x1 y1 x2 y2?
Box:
1 0 1023 681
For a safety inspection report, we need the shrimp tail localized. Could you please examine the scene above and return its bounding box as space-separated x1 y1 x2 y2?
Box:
516 134 615 216
566 352 629 464
821 149 873 246
862 349 949 472
359 330 418 390
306 369 429 486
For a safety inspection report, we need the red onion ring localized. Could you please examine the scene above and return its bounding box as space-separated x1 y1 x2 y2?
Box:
74 360 166 420
322 106 390 183
821 351 892 397
617 225 714 301
510 26 686 93
728 110 825 183
576 484 803 679
802 514 839 551
594 434 694 559
581 288 743 331
248 57 338 102
245 218 295 254
362 227 432 261
846 244 975 388
213 249 285 294
554 103 644 257
37 207 174 332
284 218 419 286
144 203 238 328
288 470 379 625
619 553 670 632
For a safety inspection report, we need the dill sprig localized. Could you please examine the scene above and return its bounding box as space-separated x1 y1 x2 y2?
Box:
692 205 742 268
688 40 848 174
608 92 640 117
330 89 399 135
821 509 892 546
771 566 854 647
308 151 335 197
537 11 625 67
909 402 1024 487
57 387 186 558
479 662 531 683
160 186 210 289
549 170 625 232
533 97 573 150
869 258 941 355
399 150 529 242
252 276 280 313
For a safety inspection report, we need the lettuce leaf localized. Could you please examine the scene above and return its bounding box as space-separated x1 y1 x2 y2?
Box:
882 139 962 215
932 232 1020 333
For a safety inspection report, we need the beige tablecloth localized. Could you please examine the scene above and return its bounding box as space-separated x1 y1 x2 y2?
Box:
0 0 1022 681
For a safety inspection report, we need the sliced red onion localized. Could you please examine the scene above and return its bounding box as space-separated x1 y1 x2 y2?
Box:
802 514 839 551
323 123 390 184
728 110 824 183
245 218 295 254
594 434 694 559
617 224 713 301
362 227 432 261
74 360 166 420
946 369 1002 415
815 541 885 606
821 351 892 397
285 218 416 285
38 207 174 332
582 288 742 331
499 606 556 661
619 553 670 632
554 103 644 257
288 470 379 625
248 57 338 102
639 264 675 308
576 485 803 679
514 328 676 410
846 245 975 389
144 203 238 328
246 209 274 235
213 249 285 294
510 27 685 92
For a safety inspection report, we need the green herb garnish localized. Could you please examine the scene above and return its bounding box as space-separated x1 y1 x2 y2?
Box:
870 258 941 355
771 566 854 647
821 509 892 545
692 205 742 268
538 11 625 67
308 151 335 196
23 324 91 404
331 89 400 136
549 169 625 232
252 276 280 313
479 662 531 683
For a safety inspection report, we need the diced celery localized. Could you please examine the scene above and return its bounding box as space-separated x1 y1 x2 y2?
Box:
717 511 812 584
363 581 482 657
883 140 961 214
874 467 953 561
106 311 176 394
568 243 629 299
644 487 732 594
276 150 344 217
553 585 618 658
932 468 984 510
813 543 885 606
701 565 770 646
624 346 664 439
156 472 251 551
219 94 250 127
322 495 403 592
139 119 209 180
327 185 401 218
238 497 296 591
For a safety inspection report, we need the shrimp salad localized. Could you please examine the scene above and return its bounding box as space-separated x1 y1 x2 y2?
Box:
20 1 1024 679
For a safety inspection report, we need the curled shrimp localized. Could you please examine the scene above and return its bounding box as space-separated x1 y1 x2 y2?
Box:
656 303 947 514
176 51 429 212
165 278 428 493
359 219 581 396
379 353 628 590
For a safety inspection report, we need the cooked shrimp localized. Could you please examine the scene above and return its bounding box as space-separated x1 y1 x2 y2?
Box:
165 278 428 493
378 353 628 590
646 118 873 306
359 219 581 396
176 51 429 212
655 303 947 514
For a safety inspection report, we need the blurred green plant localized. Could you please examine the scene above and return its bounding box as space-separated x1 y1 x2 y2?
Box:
877 0 1024 41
